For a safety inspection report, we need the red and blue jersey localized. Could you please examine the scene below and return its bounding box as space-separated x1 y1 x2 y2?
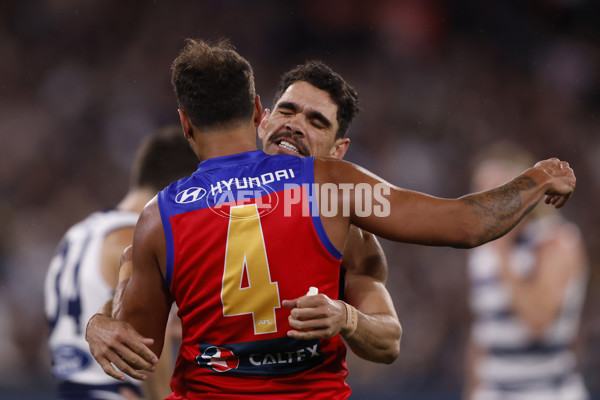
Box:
157 151 349 399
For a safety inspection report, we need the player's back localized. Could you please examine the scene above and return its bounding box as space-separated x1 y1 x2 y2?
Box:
158 150 351 399
44 210 142 399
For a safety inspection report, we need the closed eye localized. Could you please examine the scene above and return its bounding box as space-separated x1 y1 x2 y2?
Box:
275 101 333 130
308 112 331 130
275 101 297 116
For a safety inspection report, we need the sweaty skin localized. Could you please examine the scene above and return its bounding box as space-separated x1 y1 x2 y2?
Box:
87 82 575 384
115 102 574 361
86 81 403 381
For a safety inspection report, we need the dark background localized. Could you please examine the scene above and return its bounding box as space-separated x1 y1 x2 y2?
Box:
1 1 599 399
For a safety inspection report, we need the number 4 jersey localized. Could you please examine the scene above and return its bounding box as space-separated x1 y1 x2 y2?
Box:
158 151 350 399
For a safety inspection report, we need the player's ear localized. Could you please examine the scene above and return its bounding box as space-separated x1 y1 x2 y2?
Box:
252 95 263 127
329 138 350 159
258 108 271 140
178 109 194 139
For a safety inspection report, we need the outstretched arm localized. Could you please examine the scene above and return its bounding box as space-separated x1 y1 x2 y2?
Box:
314 157 576 250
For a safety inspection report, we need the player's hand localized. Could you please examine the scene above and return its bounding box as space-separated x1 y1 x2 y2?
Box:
282 293 346 340
533 158 575 208
85 313 158 381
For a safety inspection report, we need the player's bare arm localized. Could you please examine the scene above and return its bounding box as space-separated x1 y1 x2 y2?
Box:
86 224 160 382
86 310 157 381
86 248 158 381
460 158 575 240
463 338 485 400
314 157 576 250
100 227 135 288
337 227 401 363
495 222 587 338
114 198 172 358
87 245 173 396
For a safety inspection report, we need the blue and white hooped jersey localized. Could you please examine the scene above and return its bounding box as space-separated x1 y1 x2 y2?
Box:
468 215 589 399
44 209 140 388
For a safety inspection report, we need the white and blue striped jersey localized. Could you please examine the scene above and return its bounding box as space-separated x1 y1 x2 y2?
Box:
468 215 588 400
44 210 141 396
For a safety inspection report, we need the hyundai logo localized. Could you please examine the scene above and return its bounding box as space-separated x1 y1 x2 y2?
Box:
175 187 207 204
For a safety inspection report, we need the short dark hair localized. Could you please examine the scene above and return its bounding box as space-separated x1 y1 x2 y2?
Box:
171 38 256 130
130 125 199 191
272 60 359 139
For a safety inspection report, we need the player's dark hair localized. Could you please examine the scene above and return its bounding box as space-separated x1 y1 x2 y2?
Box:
171 38 256 131
272 60 360 139
130 125 199 191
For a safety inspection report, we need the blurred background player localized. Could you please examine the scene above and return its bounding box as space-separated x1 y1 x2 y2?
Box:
464 142 589 400
44 126 199 400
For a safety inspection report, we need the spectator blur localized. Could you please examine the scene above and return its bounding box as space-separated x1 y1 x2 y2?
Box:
464 142 589 399
1 1 598 399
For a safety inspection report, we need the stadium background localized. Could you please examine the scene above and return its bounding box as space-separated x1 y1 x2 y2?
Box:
1 1 599 399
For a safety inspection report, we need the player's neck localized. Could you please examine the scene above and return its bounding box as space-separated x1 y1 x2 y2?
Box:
192 125 258 161
116 188 157 214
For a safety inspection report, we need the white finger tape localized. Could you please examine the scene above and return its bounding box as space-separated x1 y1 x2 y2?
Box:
306 286 319 296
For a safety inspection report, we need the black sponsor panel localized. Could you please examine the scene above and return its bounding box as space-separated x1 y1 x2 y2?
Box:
196 337 322 375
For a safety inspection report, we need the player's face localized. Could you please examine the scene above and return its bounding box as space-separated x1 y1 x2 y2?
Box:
258 81 350 159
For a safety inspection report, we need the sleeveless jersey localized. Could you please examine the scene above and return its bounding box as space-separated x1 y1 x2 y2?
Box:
468 215 588 399
158 151 349 399
44 210 143 399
